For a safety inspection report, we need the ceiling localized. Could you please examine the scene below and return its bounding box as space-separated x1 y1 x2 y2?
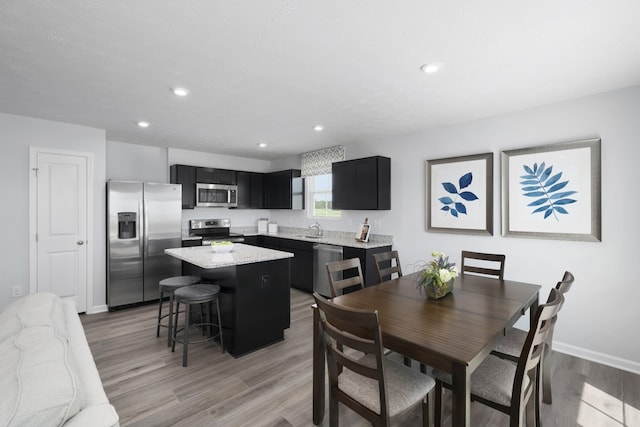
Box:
2 1 640 160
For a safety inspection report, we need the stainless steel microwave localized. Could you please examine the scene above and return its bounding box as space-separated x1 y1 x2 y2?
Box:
196 183 238 208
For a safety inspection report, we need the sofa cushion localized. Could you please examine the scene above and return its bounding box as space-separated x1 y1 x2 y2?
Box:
0 293 82 427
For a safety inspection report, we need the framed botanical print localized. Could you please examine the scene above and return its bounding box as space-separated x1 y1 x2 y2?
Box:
501 138 601 241
426 152 493 235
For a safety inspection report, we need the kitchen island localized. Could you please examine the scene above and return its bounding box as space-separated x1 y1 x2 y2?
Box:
165 244 293 357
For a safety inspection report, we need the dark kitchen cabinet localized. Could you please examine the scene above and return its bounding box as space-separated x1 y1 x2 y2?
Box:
254 236 313 292
236 171 264 209
343 245 392 288
242 235 259 246
259 235 281 250
170 164 196 209
279 238 313 293
332 156 391 210
264 169 304 210
196 167 237 185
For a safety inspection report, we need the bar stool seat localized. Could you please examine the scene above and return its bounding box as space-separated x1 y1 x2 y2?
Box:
172 283 224 367
156 275 201 347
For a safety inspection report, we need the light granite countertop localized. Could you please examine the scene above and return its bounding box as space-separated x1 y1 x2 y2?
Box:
238 227 393 249
165 243 293 269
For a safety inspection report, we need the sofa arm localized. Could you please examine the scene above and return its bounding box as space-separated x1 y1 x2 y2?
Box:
63 403 119 427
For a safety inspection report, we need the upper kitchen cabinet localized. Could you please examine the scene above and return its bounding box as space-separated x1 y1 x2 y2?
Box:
170 164 196 209
264 169 305 210
332 156 390 210
195 167 237 185
236 171 264 209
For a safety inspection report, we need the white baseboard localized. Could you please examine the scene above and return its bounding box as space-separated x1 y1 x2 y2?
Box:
87 304 109 314
553 341 640 375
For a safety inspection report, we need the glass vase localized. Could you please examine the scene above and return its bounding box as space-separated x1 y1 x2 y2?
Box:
426 279 453 299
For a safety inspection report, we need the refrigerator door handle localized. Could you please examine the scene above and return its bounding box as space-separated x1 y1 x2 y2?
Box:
140 198 146 258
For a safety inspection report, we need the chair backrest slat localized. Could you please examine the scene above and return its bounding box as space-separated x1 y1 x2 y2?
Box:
326 257 365 298
373 251 403 283
461 250 506 280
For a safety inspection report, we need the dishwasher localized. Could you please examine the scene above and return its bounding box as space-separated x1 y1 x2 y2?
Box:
313 244 343 297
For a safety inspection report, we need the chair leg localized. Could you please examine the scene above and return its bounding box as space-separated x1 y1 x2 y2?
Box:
422 394 430 427
215 297 224 353
542 346 552 404
329 389 338 427
182 303 191 367
434 381 442 427
167 292 174 347
156 291 164 337
200 303 206 336
171 301 180 353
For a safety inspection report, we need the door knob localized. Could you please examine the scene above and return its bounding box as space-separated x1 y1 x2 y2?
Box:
77 240 84 245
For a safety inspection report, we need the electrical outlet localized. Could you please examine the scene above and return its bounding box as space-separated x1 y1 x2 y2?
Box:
11 286 23 298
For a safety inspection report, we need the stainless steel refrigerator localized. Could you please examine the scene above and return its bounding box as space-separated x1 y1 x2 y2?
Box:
107 181 182 309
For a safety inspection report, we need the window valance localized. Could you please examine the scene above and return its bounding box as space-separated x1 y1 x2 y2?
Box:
300 146 345 177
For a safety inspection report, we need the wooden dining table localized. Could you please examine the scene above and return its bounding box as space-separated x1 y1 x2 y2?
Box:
312 271 541 427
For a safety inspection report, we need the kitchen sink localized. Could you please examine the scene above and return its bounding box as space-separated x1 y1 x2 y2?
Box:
296 234 323 239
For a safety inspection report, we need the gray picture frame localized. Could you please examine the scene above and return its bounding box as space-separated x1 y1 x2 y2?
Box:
426 152 493 235
501 138 601 242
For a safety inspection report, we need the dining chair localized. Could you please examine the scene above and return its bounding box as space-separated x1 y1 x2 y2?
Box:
371 251 413 368
325 257 365 298
460 250 506 279
313 293 436 427
492 271 575 405
372 250 403 283
433 287 564 427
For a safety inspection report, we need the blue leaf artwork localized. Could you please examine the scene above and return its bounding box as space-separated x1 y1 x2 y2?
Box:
520 162 577 220
438 172 478 218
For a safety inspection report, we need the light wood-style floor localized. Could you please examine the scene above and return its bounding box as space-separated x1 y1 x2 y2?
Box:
81 289 640 426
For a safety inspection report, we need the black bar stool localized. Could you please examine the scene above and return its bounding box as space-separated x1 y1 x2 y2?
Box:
171 284 224 367
156 275 201 347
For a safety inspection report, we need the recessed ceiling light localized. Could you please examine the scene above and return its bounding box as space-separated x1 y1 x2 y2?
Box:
257 142 268 148
172 87 189 97
420 63 440 74
313 125 324 132
137 121 150 128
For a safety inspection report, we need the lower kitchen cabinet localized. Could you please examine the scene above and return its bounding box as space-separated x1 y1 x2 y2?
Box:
242 235 258 246
280 238 313 293
184 259 290 357
255 236 313 292
343 245 392 288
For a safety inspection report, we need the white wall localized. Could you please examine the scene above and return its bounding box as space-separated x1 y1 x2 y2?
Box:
107 140 169 182
278 86 640 373
169 148 272 172
0 113 107 311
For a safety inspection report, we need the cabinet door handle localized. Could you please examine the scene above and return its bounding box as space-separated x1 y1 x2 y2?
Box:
77 240 85 245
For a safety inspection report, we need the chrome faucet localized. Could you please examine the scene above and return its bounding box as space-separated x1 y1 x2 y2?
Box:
309 221 322 236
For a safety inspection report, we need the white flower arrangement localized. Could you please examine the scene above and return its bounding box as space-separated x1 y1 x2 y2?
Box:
417 251 458 298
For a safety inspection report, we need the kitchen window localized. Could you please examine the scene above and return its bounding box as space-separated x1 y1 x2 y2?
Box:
307 174 341 218
301 145 344 219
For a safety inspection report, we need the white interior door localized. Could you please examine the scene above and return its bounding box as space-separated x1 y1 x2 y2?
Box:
32 150 89 312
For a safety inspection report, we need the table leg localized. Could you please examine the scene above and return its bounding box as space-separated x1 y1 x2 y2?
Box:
312 305 325 425
451 364 471 427
529 296 539 327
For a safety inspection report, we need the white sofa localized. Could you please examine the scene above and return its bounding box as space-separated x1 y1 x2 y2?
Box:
0 292 119 427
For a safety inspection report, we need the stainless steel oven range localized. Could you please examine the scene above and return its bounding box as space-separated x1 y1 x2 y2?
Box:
188 218 245 245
